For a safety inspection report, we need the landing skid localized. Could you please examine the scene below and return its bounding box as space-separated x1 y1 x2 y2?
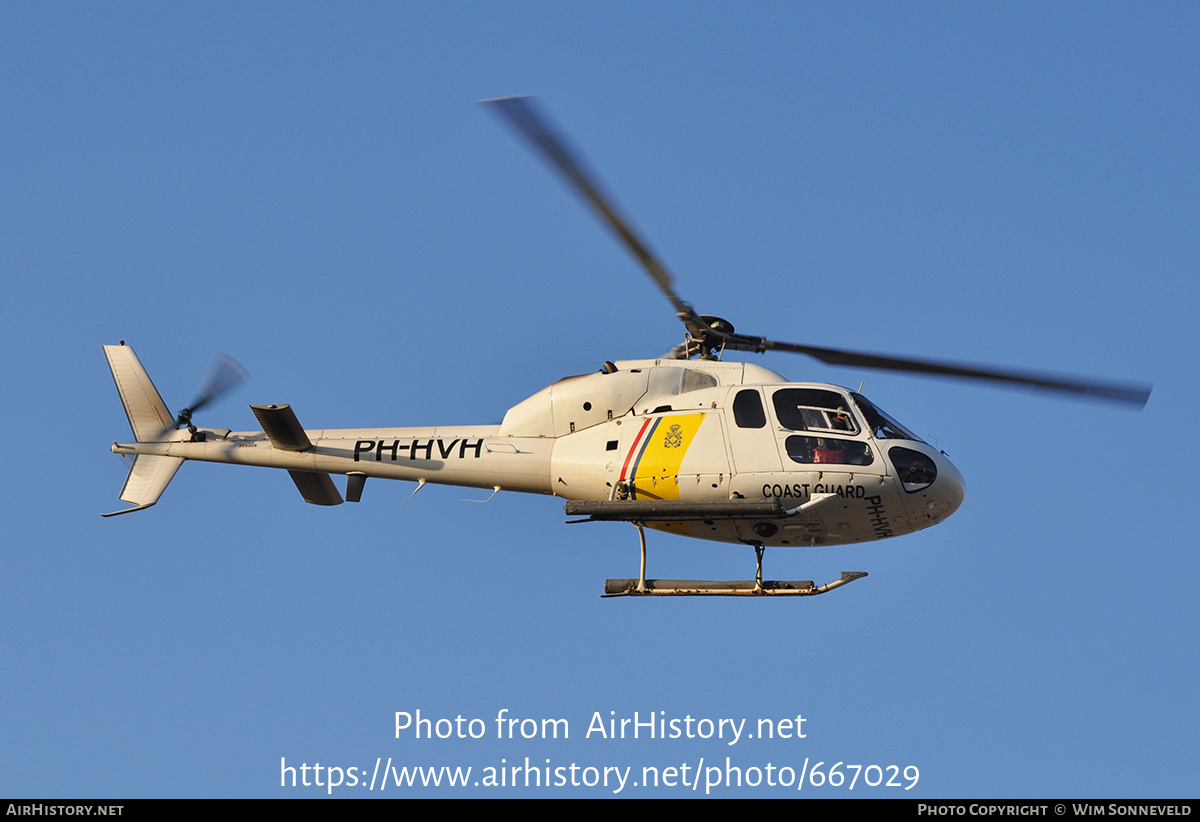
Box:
603 574 868 597
602 524 867 598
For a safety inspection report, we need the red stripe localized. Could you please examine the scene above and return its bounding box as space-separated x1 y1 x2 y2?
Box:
625 418 664 501
620 417 654 482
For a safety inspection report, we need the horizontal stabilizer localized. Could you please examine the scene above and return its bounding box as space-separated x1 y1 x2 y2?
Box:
566 497 785 522
101 454 184 517
288 471 343 506
251 404 313 451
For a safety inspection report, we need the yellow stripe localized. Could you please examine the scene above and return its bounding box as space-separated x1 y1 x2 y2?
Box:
631 414 706 501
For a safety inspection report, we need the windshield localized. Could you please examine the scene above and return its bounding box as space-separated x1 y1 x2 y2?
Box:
850 393 924 443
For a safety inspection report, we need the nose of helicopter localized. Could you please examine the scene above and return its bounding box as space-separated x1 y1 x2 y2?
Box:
933 451 966 520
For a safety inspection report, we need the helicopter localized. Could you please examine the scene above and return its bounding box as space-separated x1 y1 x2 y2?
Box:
103 96 1151 597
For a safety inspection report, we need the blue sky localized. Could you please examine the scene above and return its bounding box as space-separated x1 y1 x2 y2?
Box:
1 3 1196 797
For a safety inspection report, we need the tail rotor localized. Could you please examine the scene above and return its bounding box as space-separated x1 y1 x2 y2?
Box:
162 353 249 440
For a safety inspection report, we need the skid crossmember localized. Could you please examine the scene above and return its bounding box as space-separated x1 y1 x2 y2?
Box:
602 524 867 598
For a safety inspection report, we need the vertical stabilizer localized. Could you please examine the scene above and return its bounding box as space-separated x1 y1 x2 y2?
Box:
102 344 184 516
103 344 174 442
101 454 185 517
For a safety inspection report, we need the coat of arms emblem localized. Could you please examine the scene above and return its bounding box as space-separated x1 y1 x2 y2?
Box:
664 423 684 448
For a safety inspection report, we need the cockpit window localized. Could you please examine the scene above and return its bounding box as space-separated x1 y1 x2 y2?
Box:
851 393 924 442
772 388 858 434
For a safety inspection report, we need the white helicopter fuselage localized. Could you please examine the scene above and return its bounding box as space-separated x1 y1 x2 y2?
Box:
101 97 1146 596
109 351 964 549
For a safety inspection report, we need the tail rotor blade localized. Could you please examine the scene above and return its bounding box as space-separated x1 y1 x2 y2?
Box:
155 353 250 439
187 353 249 415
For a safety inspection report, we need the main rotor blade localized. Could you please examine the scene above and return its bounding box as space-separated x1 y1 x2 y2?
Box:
482 97 1150 409
747 337 1151 407
481 95 701 327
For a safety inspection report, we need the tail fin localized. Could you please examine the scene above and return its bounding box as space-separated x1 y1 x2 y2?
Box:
102 344 183 516
101 454 184 517
102 343 175 442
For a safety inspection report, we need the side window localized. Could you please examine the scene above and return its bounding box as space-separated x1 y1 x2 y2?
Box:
772 388 858 434
732 389 767 429
785 436 873 466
